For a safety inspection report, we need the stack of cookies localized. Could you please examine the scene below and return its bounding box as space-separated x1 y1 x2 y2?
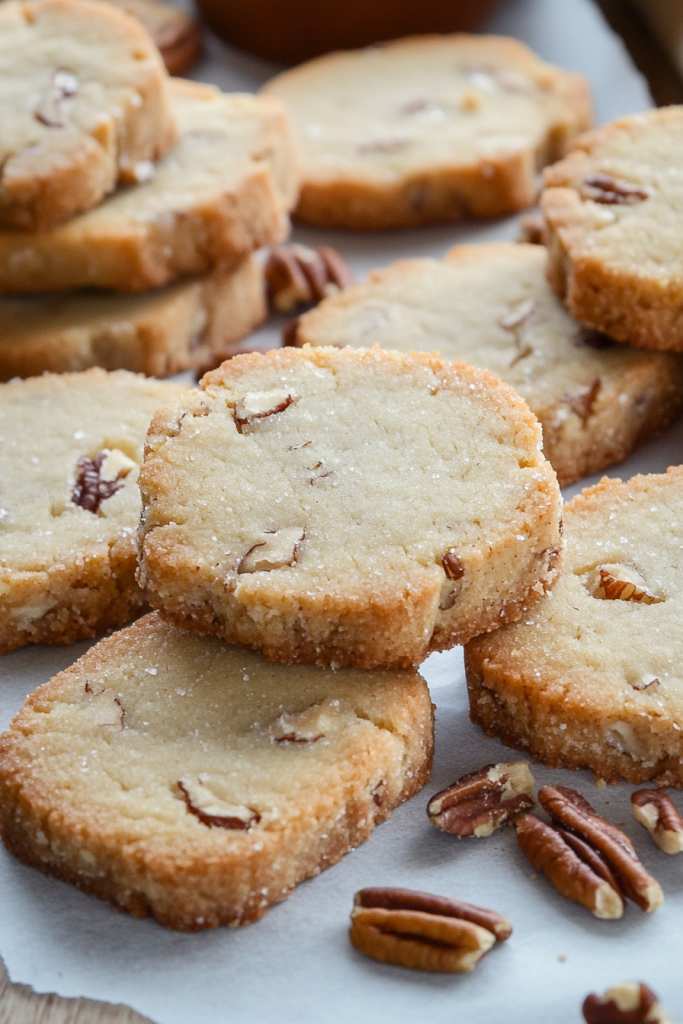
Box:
0 0 298 381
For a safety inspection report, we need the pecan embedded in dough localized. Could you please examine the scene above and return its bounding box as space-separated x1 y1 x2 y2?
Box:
178 776 259 830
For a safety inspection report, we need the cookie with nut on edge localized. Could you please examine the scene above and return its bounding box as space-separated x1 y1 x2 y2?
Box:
0 612 433 929
466 465 683 786
138 345 562 670
543 106 683 351
0 368 188 654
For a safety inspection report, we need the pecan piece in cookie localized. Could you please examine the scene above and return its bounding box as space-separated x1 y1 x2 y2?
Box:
539 785 663 912
590 564 664 605
516 813 624 919
234 389 294 429
35 69 79 127
580 174 649 205
631 790 683 855
583 983 672 1024
238 528 305 574
178 776 260 830
428 762 534 838
350 887 510 973
268 702 328 744
72 448 136 513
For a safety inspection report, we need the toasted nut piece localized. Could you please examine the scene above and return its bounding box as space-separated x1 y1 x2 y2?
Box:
583 982 673 1024
35 69 79 127
238 527 305 574
268 701 328 744
234 389 294 428
632 790 683 855
265 244 353 312
517 211 545 245
566 376 601 422
72 448 134 513
516 814 624 919
317 245 354 293
350 888 510 973
588 563 664 605
178 775 260 830
442 550 465 580
498 298 535 331
558 828 624 899
580 173 649 205
427 762 535 838
539 786 663 913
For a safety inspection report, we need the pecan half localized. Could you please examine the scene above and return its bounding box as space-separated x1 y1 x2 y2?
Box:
72 448 136 513
178 775 259 830
539 786 663 912
237 527 305 574
35 69 79 126
632 790 683 855
234 389 294 429
428 762 534 838
581 174 649 205
516 814 624 919
583 983 672 1024
590 564 664 605
350 887 510 973
265 244 353 312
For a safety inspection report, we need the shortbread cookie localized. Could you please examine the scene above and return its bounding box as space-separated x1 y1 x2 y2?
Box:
466 466 683 786
138 345 562 669
0 611 433 929
0 0 176 231
0 80 297 294
0 369 187 654
542 107 683 352
262 35 592 230
294 244 683 486
106 0 202 75
0 255 265 380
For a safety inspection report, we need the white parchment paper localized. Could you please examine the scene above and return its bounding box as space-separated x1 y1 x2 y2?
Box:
3 2 682 1021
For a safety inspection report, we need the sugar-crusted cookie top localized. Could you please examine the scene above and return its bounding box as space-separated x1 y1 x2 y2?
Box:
263 35 591 185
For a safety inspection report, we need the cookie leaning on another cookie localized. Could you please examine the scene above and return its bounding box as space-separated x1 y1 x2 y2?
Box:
0 612 434 929
0 80 298 295
0 369 188 654
138 345 562 670
0 255 266 380
0 0 176 231
466 466 683 787
543 107 683 352
262 34 592 230
294 243 683 486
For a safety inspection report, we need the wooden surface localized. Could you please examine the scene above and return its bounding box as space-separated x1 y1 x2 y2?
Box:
1 1 681 1021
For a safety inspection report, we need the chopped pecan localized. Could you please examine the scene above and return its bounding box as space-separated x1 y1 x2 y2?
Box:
85 688 125 731
499 298 535 331
268 702 328 744
234 388 294 429
238 527 305 574
178 775 259 830
539 785 663 912
35 69 79 126
265 244 353 312
516 813 624 919
567 377 601 421
581 174 649 205
517 211 545 245
72 448 136 513
442 551 465 581
590 564 664 605
583 983 672 1024
428 762 535 838
350 887 510 973
632 790 683 855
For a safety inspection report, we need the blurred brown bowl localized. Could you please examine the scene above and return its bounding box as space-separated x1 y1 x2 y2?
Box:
195 0 501 65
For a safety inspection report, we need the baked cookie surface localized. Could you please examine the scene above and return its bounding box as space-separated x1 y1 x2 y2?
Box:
0 612 433 930
262 34 592 230
542 107 683 352
295 244 683 486
0 0 176 231
0 369 187 654
0 80 298 294
138 345 562 669
0 255 265 380
466 466 683 786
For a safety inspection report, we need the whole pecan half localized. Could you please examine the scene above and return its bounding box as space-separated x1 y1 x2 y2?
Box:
632 790 683 855
539 786 663 913
583 982 672 1024
265 244 353 312
516 814 624 919
428 762 535 838
581 174 649 205
350 887 511 973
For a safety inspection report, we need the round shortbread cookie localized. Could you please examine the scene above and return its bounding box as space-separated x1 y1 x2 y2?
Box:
465 466 683 786
0 369 188 654
0 255 266 380
294 244 683 486
262 34 592 230
105 0 202 76
138 345 563 670
0 80 298 295
0 0 176 232
542 107 683 352
0 612 433 930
